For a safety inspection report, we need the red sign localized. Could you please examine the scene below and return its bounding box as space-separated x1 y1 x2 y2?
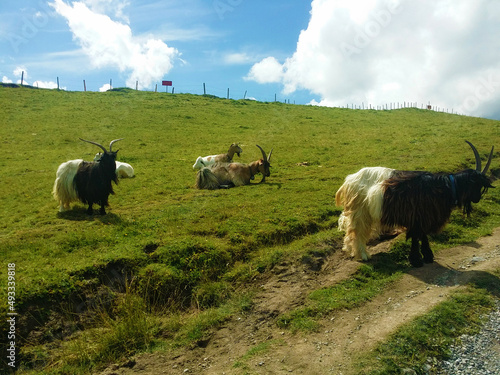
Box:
162 80 172 86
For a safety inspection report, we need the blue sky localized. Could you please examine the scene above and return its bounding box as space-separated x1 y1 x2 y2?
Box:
2 0 500 119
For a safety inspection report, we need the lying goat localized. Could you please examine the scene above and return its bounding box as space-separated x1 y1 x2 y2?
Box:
192 143 243 170
195 145 272 189
94 153 135 178
335 141 495 267
53 138 123 214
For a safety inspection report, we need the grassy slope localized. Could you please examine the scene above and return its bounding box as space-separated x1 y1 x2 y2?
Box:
0 86 499 372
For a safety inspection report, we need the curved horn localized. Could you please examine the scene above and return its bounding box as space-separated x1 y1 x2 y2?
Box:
267 148 273 162
109 138 124 152
482 146 494 175
256 144 267 161
465 140 481 172
79 138 107 154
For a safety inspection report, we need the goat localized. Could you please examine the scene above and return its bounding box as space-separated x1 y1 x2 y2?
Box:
52 138 123 215
195 145 272 189
335 141 495 267
94 153 135 178
192 143 243 170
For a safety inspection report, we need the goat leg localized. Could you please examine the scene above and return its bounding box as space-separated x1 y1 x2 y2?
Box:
420 235 434 264
86 203 94 215
408 235 424 268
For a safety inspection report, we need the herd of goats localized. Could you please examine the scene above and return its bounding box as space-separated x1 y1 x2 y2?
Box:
52 138 495 268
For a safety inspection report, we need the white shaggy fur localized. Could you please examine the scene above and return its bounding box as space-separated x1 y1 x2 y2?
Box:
335 167 394 261
115 162 135 178
193 155 217 170
52 159 82 212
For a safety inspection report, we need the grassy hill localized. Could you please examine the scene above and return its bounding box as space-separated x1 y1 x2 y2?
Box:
1 85 499 374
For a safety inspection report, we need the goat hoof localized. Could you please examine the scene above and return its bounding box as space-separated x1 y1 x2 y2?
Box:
409 256 424 268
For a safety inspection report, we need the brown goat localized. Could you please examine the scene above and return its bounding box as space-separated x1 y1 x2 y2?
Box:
195 145 272 189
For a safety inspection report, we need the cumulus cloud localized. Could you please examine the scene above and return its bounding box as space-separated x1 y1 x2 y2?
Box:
246 0 500 118
50 0 179 90
32 80 59 89
99 83 112 92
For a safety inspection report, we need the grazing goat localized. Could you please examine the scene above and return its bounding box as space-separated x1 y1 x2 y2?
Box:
195 145 272 189
94 153 135 178
192 143 243 170
335 141 495 267
53 138 123 215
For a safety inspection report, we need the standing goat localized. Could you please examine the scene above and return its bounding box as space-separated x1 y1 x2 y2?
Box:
53 138 123 215
192 143 243 170
195 145 272 189
335 141 495 267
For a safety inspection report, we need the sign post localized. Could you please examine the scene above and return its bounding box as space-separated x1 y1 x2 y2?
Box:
162 80 173 93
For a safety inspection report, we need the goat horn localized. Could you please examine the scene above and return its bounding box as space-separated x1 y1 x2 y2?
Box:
79 138 107 154
256 145 267 161
109 138 124 152
268 148 273 162
465 140 481 172
482 146 494 175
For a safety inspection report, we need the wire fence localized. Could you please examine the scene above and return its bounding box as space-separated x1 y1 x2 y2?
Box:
8 73 466 116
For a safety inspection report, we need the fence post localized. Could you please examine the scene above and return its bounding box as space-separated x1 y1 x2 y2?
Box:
83 80 86 92
57 77 59 90
21 71 24 86
227 88 229 99
203 83 206 95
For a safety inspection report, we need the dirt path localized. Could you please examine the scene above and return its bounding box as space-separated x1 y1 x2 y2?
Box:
98 229 500 375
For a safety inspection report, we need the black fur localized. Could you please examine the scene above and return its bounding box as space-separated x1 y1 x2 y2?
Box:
74 151 118 215
381 169 493 267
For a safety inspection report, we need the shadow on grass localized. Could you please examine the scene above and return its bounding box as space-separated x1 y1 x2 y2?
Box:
57 208 123 224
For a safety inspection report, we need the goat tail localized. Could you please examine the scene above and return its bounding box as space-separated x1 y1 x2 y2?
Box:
53 159 82 211
195 167 220 190
335 167 394 260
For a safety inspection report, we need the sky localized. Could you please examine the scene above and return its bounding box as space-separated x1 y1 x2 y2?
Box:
2 0 500 119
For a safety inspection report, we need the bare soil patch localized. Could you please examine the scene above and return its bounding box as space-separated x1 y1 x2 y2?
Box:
98 229 500 375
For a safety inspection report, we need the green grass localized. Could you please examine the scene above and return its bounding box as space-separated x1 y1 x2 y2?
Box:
0 85 499 373
355 285 498 374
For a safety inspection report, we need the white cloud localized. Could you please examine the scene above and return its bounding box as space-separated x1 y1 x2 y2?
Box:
82 0 130 22
223 52 253 65
13 67 27 78
2 76 13 83
32 80 59 89
245 57 284 84
99 83 112 92
49 0 179 90
247 0 500 118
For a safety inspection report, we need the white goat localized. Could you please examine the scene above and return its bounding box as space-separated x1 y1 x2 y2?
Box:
94 153 135 178
193 143 243 170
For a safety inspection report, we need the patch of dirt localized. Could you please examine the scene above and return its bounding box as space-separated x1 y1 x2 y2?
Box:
97 229 500 375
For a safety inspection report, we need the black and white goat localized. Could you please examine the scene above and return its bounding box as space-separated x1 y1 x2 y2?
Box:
53 138 123 215
335 141 495 267
195 145 272 189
